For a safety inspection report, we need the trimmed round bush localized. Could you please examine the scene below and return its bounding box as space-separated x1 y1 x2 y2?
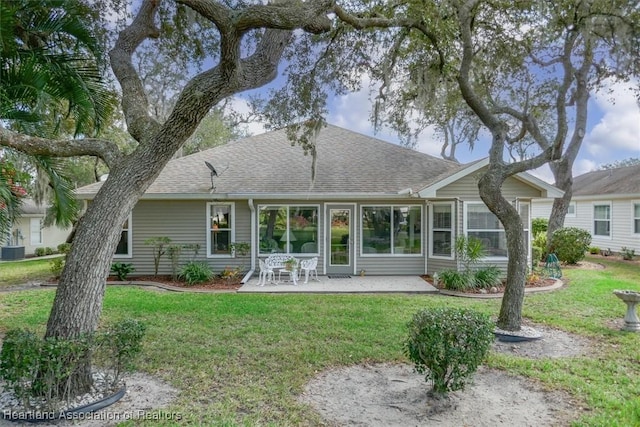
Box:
550 227 591 264
404 307 494 395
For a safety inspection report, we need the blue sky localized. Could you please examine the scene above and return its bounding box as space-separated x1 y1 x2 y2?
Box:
233 77 639 184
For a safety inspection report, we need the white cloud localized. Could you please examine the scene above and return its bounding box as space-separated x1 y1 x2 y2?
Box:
226 97 268 136
585 79 640 159
529 164 554 184
573 158 597 177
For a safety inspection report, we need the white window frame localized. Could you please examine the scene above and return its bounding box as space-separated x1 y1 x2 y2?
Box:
632 201 640 235
429 201 455 260
566 201 577 218
257 204 320 256
30 218 43 245
113 213 133 259
360 204 423 257
207 202 236 258
593 202 612 239
463 201 508 260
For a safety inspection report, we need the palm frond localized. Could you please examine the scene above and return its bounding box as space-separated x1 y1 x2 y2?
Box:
32 156 79 228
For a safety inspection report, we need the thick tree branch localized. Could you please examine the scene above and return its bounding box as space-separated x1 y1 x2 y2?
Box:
109 0 161 143
179 0 333 34
0 127 122 168
333 4 445 70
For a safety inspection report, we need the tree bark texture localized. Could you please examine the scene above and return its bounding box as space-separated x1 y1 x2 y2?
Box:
478 161 528 331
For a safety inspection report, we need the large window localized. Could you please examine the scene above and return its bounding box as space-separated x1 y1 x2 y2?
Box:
208 203 234 256
258 205 318 255
465 202 507 258
633 202 640 234
114 214 132 258
593 203 611 237
430 202 453 258
361 205 422 255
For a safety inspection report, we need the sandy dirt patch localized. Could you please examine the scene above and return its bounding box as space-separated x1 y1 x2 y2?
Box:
299 324 590 426
0 373 178 427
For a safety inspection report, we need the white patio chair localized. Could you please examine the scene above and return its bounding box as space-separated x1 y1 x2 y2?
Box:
299 257 319 284
258 258 275 286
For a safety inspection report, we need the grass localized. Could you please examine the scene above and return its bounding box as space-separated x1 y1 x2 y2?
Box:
0 255 639 425
0 256 60 288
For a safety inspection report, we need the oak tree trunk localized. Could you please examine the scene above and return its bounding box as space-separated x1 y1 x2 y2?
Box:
478 164 528 331
546 158 573 254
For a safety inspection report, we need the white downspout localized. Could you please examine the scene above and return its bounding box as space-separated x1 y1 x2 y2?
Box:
241 198 257 284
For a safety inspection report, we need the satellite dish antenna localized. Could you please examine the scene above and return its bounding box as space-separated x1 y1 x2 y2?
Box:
205 161 217 191
204 161 218 176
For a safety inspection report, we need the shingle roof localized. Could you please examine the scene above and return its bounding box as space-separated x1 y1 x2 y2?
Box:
572 164 640 196
77 124 463 198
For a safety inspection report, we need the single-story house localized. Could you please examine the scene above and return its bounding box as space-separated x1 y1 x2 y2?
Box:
76 124 563 279
1 199 71 259
532 164 640 253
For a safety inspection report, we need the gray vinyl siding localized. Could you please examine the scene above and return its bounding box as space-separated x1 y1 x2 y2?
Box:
533 198 640 253
128 200 250 276
436 173 543 199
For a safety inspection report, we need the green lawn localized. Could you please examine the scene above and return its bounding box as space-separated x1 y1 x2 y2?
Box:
0 256 59 288
0 256 638 425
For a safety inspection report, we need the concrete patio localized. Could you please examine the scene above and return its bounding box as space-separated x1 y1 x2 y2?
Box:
238 275 438 294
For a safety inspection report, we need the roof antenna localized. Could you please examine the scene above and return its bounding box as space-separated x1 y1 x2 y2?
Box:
205 161 217 191
205 161 229 192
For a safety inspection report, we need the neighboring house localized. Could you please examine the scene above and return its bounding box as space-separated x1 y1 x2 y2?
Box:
0 199 71 258
532 164 640 254
75 124 562 278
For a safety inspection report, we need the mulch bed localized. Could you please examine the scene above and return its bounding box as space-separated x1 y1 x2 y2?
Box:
421 275 558 294
108 275 243 291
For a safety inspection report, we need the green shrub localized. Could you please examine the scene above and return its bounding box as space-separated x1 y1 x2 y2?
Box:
56 243 71 255
532 246 543 266
589 246 600 255
550 227 591 264
620 247 635 260
532 232 547 253
94 319 146 384
34 247 47 257
0 320 146 412
532 218 548 236
439 270 474 291
473 266 502 289
49 257 65 277
44 247 55 255
111 262 135 281
404 307 494 396
179 261 213 285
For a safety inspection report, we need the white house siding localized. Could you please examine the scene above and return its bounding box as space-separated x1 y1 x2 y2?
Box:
532 198 640 253
129 200 251 275
1 215 70 257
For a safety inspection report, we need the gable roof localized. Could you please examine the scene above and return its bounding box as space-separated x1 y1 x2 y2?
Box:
572 164 640 197
76 124 562 200
77 124 462 199
417 157 564 198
